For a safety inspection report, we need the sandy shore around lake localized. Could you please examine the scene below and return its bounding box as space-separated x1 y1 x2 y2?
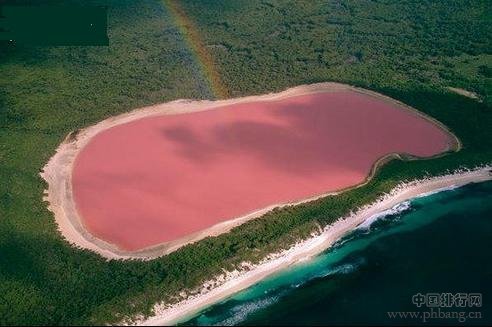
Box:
40 82 460 260
136 166 491 326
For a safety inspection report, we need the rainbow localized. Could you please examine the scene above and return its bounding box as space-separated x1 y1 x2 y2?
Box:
164 0 229 99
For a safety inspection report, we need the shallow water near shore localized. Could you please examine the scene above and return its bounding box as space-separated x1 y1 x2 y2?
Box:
181 180 492 326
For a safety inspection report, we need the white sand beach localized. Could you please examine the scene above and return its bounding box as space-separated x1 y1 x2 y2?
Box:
137 166 491 326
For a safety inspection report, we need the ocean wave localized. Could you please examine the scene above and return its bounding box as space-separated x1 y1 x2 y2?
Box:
323 257 366 277
332 234 357 248
212 294 282 326
210 257 366 325
323 263 357 276
414 184 459 199
356 201 411 231
290 257 366 286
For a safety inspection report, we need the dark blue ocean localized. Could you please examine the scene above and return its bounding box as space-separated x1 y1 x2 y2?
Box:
182 180 492 326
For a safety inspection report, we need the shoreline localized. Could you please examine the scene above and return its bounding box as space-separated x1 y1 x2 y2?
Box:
40 82 460 260
137 166 491 326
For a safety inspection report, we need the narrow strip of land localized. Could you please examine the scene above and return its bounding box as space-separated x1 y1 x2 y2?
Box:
138 167 491 326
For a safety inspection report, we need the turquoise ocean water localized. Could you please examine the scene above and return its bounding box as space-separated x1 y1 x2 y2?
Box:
182 180 492 326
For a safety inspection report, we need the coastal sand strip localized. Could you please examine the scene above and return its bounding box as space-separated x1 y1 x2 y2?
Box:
137 166 492 326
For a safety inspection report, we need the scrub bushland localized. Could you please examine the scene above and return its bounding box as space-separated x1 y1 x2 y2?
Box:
0 0 491 324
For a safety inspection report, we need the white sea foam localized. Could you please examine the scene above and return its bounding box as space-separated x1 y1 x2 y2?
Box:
223 257 366 324
356 201 411 230
213 294 281 326
324 257 366 277
325 263 358 276
414 184 459 199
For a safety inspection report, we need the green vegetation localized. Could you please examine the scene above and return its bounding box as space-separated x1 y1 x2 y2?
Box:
1 0 491 325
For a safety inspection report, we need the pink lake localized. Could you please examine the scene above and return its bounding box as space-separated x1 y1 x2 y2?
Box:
72 91 453 251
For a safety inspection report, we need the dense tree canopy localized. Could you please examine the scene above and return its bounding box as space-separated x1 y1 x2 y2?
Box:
0 0 491 324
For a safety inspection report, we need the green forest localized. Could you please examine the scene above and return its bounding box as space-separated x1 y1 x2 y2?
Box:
0 0 491 325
